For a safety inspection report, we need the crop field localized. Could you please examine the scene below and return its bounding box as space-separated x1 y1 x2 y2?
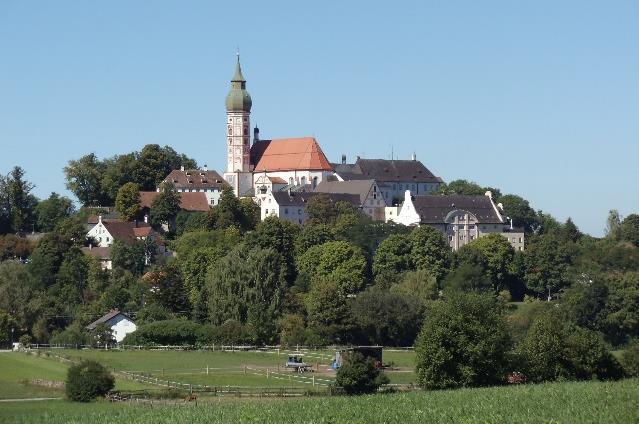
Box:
1 379 637 423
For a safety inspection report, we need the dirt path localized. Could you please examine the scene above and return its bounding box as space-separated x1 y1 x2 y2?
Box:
0 397 62 402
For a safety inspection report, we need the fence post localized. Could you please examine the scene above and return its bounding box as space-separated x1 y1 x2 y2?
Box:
313 375 315 387
206 365 209 375
266 368 269 379
244 365 247 375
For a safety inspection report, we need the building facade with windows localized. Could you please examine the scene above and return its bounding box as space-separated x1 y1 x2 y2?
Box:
160 167 225 206
390 191 525 251
261 191 360 224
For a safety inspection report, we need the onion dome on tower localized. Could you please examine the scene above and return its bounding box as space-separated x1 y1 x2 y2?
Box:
225 54 252 112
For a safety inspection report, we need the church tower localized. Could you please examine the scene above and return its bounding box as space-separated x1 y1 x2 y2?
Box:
223 53 254 195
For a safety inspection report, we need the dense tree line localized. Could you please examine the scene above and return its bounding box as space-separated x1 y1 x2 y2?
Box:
1 163 638 388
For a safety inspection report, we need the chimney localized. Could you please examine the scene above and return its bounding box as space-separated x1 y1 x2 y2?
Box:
253 126 260 143
356 155 361 161
411 152 416 161
134 219 138 228
203 164 208 171
180 165 185 172
144 215 148 224
341 154 346 165
98 215 102 224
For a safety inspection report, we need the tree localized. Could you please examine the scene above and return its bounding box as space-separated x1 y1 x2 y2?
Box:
297 240 367 295
65 360 114 402
305 279 354 345
351 289 422 346
415 292 511 389
2 167 38 233
210 186 245 230
115 182 142 221
278 313 307 347
372 233 413 285
565 326 622 380
35 192 74 232
438 179 487 196
390 269 439 307
562 217 582 243
0 261 40 333
56 246 90 305
443 263 492 294
64 153 107 205
522 234 572 299
110 240 146 276
306 194 339 225
149 182 181 230
620 339 639 377
605 209 622 240
294 224 333 255
131 144 197 191
603 271 639 345
619 214 639 247
247 216 300 283
499 194 537 234
142 265 190 314
516 310 572 382
335 351 389 395
409 225 451 282
462 233 514 292
0 312 18 348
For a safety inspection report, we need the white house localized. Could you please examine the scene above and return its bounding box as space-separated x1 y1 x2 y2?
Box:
313 179 387 221
261 191 360 224
390 190 525 251
86 310 137 343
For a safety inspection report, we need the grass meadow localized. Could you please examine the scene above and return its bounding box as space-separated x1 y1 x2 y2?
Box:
0 379 637 423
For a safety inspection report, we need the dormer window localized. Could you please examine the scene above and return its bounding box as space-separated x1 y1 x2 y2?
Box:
188 179 193 184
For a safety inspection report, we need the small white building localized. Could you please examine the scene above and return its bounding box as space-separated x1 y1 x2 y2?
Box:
86 310 137 343
261 191 361 224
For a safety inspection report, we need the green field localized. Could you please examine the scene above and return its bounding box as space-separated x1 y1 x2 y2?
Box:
1 379 637 423
0 352 154 399
47 348 418 387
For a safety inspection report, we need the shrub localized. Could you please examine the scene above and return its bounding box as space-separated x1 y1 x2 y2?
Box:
65 360 114 402
122 319 202 345
335 352 389 395
415 292 512 390
565 327 623 380
621 339 639 377
18 334 32 347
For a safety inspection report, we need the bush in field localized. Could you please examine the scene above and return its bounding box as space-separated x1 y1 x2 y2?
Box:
517 310 623 382
621 339 639 377
415 292 511 390
335 351 389 395
66 360 114 402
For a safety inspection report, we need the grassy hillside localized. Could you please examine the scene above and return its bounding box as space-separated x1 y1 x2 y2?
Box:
1 379 637 423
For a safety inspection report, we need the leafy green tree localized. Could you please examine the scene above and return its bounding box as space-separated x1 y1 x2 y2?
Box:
28 232 73 289
142 265 190 314
2 167 38 233
499 194 537 234
132 144 196 191
619 214 639 247
409 225 451 282
0 234 33 260
390 269 439 306
64 153 108 206
239 197 260 231
522 234 572 299
100 153 138 202
516 310 572 382
604 271 639 344
56 246 90 305
373 233 413 285
294 224 334 255
561 279 608 333
209 186 247 230
278 314 307 347
65 360 115 402
605 209 622 240
149 182 181 231
298 240 367 295
620 339 639 377
565 326 622 380
35 192 74 232
562 217 582 242
115 182 142 221
415 292 511 389
463 233 514 292
247 216 300 283
438 179 487 196
0 312 18 347
305 279 354 345
306 194 339 225
206 246 287 344
0 261 41 333
335 351 389 395
443 263 492 294
50 323 89 346
351 288 422 346
110 240 147 276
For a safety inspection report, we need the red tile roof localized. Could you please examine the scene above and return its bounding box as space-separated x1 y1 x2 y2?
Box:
139 192 210 212
102 221 152 245
251 137 333 172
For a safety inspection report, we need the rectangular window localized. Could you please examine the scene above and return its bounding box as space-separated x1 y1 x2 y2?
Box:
285 208 289 214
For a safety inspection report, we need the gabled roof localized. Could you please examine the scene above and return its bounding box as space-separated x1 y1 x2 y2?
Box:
86 309 133 330
271 191 360 207
102 221 152 245
139 191 210 212
251 137 333 172
411 195 503 224
314 180 377 205
334 158 441 183
162 169 226 190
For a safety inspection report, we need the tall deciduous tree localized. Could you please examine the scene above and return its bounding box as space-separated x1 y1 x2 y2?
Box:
373 233 413 285
64 153 107 206
35 193 74 232
149 182 181 230
522 234 572 299
409 225 451 283
462 233 514 292
115 182 142 221
499 194 537 234
415 292 511 389
619 214 639 247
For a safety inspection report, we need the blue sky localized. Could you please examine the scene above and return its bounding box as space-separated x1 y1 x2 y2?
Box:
1 1 637 236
